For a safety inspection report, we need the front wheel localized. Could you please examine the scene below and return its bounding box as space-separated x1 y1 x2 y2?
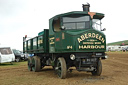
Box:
91 59 102 76
56 57 67 79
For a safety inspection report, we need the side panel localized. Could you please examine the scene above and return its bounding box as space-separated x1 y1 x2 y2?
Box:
55 32 62 52
23 29 49 54
38 36 44 51
43 29 49 53
49 29 106 53
33 38 37 51
49 35 55 53
55 32 75 52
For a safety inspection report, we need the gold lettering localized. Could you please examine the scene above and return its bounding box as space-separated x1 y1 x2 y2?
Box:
80 35 85 40
79 45 81 49
85 34 88 39
80 45 84 49
87 45 90 48
96 34 99 39
101 45 105 48
91 45 94 49
95 45 98 49
49 37 55 40
67 46 72 49
50 42 54 44
84 45 87 48
101 38 105 43
95 42 101 44
88 33 91 38
83 42 94 44
79 45 105 49
92 33 95 38
99 35 102 41
77 33 105 44
77 38 82 43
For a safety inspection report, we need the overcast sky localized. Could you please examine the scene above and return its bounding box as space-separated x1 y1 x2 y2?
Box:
0 0 128 50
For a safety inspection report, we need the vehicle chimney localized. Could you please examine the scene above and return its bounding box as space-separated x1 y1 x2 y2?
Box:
82 3 90 12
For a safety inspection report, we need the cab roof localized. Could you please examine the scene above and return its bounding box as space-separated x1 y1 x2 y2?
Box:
50 11 104 20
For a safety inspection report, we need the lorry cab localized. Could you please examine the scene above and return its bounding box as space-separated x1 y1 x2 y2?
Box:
49 4 106 53
0 47 15 64
52 11 104 32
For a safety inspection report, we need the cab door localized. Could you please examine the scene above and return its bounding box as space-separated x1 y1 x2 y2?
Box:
55 32 62 52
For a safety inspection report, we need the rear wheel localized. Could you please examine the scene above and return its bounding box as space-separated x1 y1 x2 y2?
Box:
91 59 102 76
32 56 41 72
56 57 67 79
28 57 32 71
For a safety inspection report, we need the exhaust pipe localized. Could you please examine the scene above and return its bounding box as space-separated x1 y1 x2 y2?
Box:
82 3 90 12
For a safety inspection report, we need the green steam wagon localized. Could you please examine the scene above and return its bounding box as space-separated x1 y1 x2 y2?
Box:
23 3 107 79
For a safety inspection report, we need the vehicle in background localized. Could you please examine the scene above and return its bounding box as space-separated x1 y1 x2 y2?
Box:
20 51 29 60
122 47 128 52
12 49 25 62
106 46 122 51
106 45 128 52
0 47 15 64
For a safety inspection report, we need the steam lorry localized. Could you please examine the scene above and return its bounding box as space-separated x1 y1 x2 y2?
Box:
23 4 107 79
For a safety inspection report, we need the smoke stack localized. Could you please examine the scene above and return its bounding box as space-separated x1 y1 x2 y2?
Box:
82 3 90 12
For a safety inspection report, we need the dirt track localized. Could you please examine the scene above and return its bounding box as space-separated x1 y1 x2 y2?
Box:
0 52 128 85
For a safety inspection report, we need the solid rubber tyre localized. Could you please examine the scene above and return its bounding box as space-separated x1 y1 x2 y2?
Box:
56 57 67 79
32 56 41 72
28 57 32 71
91 59 102 76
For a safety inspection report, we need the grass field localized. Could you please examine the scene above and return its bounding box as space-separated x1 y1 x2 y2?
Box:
0 61 26 66
107 40 128 46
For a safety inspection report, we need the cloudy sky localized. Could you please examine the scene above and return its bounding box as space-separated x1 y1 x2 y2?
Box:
0 0 128 50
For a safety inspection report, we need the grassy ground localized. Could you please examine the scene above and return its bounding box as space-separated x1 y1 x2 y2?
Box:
0 52 128 85
106 51 128 54
0 61 27 67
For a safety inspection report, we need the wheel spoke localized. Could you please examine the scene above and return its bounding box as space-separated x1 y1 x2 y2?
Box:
56 57 67 79
58 66 61 69
58 70 61 77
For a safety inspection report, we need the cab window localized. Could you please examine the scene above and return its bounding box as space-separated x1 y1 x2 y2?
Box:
53 18 61 32
62 16 90 29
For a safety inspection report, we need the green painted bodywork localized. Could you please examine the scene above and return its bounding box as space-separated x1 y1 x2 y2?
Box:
23 11 106 54
49 11 105 53
38 31 44 36
49 29 106 53
23 29 49 54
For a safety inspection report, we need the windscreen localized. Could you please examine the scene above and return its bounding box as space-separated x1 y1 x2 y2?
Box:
0 48 12 55
63 16 90 29
92 19 101 30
